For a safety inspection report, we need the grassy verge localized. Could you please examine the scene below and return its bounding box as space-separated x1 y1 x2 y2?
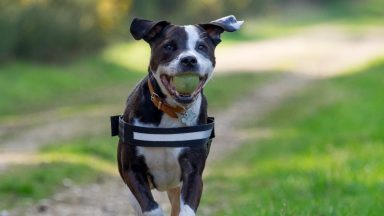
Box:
0 57 143 118
205 73 274 110
0 72 273 210
0 163 103 209
200 59 384 215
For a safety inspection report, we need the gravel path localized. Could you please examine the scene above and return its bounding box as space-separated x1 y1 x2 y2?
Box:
2 25 384 216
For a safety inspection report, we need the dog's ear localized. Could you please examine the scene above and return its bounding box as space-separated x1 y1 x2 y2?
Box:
199 15 244 45
130 18 170 42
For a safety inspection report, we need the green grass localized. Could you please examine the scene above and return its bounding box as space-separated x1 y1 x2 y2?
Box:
0 136 116 209
205 73 274 110
0 163 104 209
0 57 144 118
200 59 384 215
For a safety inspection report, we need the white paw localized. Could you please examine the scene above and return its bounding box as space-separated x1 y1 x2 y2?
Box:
179 205 195 216
143 207 164 216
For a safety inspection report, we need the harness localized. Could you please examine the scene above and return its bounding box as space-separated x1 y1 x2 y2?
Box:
110 115 215 150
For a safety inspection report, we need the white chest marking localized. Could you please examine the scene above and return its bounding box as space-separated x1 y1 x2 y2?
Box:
133 95 201 191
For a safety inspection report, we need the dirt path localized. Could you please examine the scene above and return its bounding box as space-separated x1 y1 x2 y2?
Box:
216 24 384 77
2 25 384 216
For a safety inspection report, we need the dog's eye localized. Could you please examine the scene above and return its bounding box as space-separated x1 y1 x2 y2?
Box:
164 43 176 51
197 44 207 51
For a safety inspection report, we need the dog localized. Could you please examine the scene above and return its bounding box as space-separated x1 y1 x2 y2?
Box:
117 15 243 216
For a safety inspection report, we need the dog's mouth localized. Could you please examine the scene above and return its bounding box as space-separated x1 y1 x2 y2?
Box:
160 73 207 104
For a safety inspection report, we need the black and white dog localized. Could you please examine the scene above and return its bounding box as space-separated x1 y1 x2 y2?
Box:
117 15 243 216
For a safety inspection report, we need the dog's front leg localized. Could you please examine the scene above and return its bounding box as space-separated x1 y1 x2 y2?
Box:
123 171 164 216
179 156 205 216
120 145 164 216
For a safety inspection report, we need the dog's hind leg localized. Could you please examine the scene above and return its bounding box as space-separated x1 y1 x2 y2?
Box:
167 187 181 216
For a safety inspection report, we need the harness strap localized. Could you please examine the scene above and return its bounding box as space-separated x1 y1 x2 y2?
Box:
110 115 215 148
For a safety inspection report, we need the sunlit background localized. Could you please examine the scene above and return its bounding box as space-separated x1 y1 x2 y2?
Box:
0 0 384 215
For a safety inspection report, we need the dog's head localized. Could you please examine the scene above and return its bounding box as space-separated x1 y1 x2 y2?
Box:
130 15 243 105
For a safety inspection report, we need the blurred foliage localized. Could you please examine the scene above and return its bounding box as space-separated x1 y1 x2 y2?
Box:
0 0 382 62
0 0 131 62
130 0 384 23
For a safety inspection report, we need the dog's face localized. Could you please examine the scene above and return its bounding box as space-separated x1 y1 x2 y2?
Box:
130 16 243 104
148 25 216 105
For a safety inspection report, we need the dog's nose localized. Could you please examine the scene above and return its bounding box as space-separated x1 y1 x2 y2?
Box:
180 56 197 67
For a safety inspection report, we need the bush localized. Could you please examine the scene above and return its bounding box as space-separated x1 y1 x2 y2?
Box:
0 0 105 62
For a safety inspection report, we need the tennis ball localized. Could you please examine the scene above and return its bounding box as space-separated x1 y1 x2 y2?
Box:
173 73 200 94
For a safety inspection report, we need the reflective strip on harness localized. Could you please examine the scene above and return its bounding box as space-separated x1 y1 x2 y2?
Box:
110 115 215 148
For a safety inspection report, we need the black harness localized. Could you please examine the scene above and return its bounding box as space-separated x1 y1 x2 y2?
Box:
110 115 215 148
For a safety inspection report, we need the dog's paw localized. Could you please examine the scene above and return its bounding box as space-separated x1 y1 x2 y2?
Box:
179 205 195 216
143 207 164 216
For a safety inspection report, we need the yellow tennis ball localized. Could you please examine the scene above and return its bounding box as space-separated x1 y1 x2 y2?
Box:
173 73 200 94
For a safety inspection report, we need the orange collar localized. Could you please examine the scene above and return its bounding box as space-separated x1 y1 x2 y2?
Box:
147 79 185 118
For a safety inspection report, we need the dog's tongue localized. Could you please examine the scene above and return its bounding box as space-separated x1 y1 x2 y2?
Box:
172 73 200 94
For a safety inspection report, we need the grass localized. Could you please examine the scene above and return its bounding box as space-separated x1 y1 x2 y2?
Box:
0 57 143 118
0 163 103 209
200 59 384 215
205 73 274 110
0 136 116 209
